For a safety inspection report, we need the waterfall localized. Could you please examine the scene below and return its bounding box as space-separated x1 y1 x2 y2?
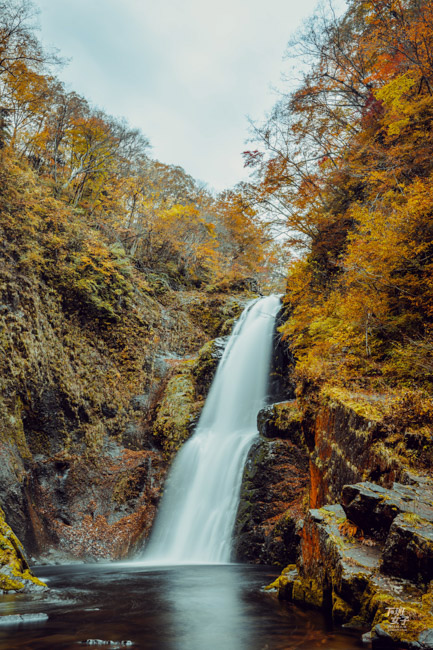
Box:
143 294 281 564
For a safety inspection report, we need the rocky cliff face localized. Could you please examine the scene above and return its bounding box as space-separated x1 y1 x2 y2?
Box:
259 382 433 648
0 507 46 594
232 306 308 566
0 218 251 567
228 296 433 646
268 477 433 649
233 401 309 566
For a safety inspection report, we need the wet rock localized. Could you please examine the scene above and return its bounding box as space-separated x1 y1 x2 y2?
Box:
371 624 395 648
419 630 433 649
26 441 166 562
152 364 202 457
0 507 47 593
264 565 298 599
0 613 49 626
342 481 433 540
332 592 355 624
192 337 228 398
266 471 433 648
295 504 379 619
268 305 295 402
381 513 433 584
233 436 309 565
257 401 303 446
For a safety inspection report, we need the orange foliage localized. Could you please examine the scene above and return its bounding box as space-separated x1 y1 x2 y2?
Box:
0 0 271 288
250 0 433 391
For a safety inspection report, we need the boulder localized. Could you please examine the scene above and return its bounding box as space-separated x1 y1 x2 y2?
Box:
192 337 228 398
265 477 433 648
233 436 308 565
0 507 46 593
342 481 433 540
257 401 304 446
295 504 379 619
381 513 433 585
419 630 433 649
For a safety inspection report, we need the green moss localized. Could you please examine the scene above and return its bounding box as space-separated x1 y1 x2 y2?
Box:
322 385 386 421
356 579 433 644
153 364 202 457
84 421 106 458
0 397 32 462
332 592 354 624
264 401 304 445
187 295 245 338
265 565 298 599
220 317 236 336
282 563 297 574
192 339 223 397
370 597 433 644
274 402 302 428
265 574 288 592
113 469 142 505
292 577 324 609
0 574 24 591
0 507 46 593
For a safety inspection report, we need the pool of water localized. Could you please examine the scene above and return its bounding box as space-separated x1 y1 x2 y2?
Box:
0 564 366 649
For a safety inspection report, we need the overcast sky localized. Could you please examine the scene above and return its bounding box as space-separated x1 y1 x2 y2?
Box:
35 0 344 192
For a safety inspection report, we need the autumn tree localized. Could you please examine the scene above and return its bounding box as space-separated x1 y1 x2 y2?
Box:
248 0 433 388
0 0 45 79
0 0 271 291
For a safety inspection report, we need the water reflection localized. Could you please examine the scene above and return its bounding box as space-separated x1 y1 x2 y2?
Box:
0 564 365 650
164 566 245 650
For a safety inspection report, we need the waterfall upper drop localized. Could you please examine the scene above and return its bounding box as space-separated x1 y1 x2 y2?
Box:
143 294 281 564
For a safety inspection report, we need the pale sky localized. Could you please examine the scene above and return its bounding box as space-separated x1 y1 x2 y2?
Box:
35 0 344 192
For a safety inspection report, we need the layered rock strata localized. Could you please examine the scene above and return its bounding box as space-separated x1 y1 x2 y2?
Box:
267 476 433 649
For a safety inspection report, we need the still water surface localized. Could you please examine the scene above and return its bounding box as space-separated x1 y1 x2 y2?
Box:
0 564 365 649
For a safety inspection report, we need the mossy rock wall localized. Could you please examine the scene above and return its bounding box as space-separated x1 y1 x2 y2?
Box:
0 507 46 593
0 218 251 560
302 389 404 509
151 336 229 459
233 401 309 566
267 480 433 649
268 304 296 402
152 363 202 457
192 337 228 399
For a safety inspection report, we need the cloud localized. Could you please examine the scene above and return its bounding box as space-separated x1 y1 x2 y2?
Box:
36 0 345 191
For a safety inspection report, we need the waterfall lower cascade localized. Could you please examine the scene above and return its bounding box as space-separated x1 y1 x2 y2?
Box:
143 295 281 564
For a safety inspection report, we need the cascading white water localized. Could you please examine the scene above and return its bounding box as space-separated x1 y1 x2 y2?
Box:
143 294 281 564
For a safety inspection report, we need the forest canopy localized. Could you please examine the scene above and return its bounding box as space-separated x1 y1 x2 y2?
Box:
0 0 277 293
1 0 433 394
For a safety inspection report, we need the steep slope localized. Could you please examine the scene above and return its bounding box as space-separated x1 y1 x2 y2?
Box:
0 149 253 566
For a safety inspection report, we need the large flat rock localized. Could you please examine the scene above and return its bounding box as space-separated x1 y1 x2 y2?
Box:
381 513 433 584
341 481 433 539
